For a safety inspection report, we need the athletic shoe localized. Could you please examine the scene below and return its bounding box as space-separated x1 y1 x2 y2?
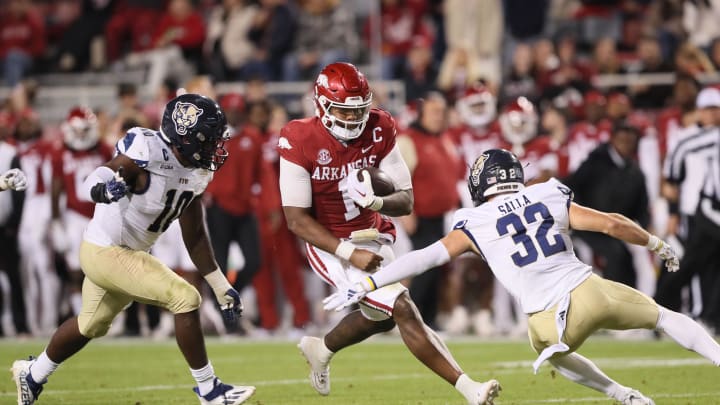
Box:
297 336 331 395
194 377 255 405
464 379 501 405
10 357 44 405
622 389 655 405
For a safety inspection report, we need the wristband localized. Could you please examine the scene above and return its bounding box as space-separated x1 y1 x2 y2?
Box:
334 241 355 261
204 269 232 292
646 234 661 251
368 196 384 211
360 276 378 292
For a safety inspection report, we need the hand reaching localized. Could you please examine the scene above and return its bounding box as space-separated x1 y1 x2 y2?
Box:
322 283 366 312
648 235 680 272
0 168 27 191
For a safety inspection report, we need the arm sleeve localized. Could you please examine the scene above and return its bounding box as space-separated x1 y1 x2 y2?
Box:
370 241 451 288
78 166 115 202
279 157 312 208
379 143 413 191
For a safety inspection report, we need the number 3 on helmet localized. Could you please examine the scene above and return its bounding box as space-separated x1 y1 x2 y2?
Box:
160 93 230 171
468 149 525 206
314 62 373 142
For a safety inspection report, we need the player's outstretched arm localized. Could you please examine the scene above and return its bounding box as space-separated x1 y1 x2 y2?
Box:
323 229 473 311
180 196 242 322
569 202 679 271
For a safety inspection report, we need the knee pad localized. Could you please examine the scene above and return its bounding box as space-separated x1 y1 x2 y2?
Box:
166 282 201 314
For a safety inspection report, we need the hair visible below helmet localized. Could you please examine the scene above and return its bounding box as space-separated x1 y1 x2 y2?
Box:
499 97 537 145
314 62 372 141
456 84 496 128
160 93 229 171
468 149 525 206
61 106 100 151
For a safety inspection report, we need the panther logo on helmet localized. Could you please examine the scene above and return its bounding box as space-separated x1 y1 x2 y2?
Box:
469 152 489 189
468 149 525 206
172 102 204 136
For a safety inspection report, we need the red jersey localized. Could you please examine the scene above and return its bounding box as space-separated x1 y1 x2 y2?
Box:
279 109 398 239
499 136 558 181
404 126 462 217
16 139 53 197
565 119 612 175
51 143 113 218
447 121 501 179
206 125 265 216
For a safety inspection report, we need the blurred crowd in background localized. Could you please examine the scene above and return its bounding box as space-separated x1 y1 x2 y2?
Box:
1 0 720 340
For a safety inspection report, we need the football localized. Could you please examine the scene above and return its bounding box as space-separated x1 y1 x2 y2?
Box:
359 167 396 196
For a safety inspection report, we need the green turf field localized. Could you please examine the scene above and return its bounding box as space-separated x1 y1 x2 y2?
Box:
1 336 717 404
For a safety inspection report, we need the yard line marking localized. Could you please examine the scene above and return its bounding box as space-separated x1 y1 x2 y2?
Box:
494 357 710 369
514 391 720 403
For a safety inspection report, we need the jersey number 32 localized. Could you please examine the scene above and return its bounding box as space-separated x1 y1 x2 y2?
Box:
496 202 567 267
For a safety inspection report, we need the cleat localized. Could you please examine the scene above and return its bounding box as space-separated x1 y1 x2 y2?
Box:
10 357 44 405
622 389 655 405
465 379 501 405
297 336 330 395
193 378 255 405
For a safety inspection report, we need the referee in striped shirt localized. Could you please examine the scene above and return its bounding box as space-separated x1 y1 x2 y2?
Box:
657 87 720 331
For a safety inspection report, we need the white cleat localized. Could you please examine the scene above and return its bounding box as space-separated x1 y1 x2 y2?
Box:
297 336 331 395
465 379 501 405
622 389 655 405
10 358 44 405
194 378 255 405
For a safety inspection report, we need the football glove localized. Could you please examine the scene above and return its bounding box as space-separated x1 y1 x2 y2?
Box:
344 169 381 210
647 235 680 272
204 269 243 323
322 282 367 312
90 167 127 203
0 168 27 191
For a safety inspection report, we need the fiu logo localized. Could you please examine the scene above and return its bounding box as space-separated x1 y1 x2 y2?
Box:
469 153 489 187
172 102 204 135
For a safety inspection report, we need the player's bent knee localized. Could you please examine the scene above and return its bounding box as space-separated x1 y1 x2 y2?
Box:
78 316 112 338
391 292 418 321
166 283 202 314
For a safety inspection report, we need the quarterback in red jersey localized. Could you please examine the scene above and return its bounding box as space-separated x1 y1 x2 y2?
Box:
279 62 499 404
50 107 113 315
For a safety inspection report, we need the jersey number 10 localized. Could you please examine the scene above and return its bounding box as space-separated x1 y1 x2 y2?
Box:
496 202 567 267
147 189 195 232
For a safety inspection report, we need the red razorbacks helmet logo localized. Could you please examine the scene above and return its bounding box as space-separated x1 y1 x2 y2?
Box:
457 83 496 128
499 97 537 145
314 62 373 141
61 106 100 151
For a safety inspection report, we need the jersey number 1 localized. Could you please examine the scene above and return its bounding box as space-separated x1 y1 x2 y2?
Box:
496 202 567 267
147 189 194 232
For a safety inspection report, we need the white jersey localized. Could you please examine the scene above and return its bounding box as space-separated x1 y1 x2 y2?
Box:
452 178 592 313
84 128 213 251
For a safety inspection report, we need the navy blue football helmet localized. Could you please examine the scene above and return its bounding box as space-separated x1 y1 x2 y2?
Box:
161 93 229 171
468 148 525 206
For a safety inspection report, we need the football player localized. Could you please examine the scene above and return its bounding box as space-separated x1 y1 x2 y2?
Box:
50 107 113 316
11 94 255 405
279 62 500 404
324 148 720 405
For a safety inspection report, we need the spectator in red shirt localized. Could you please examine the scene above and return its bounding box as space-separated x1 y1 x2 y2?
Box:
153 0 206 69
104 0 166 62
0 0 46 85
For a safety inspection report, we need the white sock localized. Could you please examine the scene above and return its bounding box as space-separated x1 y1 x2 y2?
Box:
29 351 59 383
657 307 720 366
549 353 629 401
70 293 82 316
454 373 478 400
190 362 216 396
319 337 335 362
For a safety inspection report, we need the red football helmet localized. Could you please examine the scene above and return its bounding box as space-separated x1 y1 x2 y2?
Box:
456 84 496 127
314 62 372 141
499 97 538 145
61 106 100 150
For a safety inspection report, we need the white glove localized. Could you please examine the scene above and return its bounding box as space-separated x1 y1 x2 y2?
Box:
647 235 680 272
0 168 27 191
344 169 382 210
322 282 367 312
50 220 70 253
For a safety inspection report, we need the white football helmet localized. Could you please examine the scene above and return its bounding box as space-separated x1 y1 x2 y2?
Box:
499 97 538 145
456 84 496 128
61 106 100 151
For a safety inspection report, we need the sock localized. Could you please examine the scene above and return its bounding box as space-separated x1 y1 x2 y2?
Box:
549 353 629 401
29 351 59 383
454 373 477 400
190 362 216 396
319 337 335 362
657 307 720 366
70 293 82 316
